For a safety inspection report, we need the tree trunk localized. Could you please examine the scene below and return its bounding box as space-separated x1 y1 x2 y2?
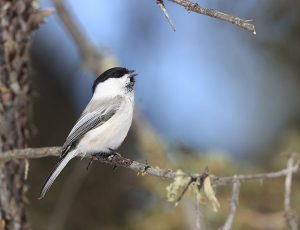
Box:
0 1 51 229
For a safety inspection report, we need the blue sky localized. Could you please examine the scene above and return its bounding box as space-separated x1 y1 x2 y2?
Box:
36 0 300 157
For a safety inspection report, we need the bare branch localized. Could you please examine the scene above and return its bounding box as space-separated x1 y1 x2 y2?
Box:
167 0 256 34
221 179 241 230
195 197 204 230
213 162 300 186
0 147 61 161
1 147 299 227
284 155 299 230
1 147 299 187
0 147 178 178
156 0 176 31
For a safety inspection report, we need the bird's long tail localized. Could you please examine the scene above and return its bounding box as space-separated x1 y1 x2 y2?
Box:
39 150 77 199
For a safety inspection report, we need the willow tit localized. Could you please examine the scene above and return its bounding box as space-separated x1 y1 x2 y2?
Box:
39 67 136 199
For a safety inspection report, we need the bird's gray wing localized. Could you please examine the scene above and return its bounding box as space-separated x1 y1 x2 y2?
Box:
61 96 123 154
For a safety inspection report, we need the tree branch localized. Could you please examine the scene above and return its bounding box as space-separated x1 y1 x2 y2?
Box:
156 0 176 31
0 147 299 187
1 147 299 228
221 180 241 230
284 155 299 230
167 0 256 34
0 147 61 161
213 160 300 185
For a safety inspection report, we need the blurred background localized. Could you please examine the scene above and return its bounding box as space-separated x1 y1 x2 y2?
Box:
27 0 300 229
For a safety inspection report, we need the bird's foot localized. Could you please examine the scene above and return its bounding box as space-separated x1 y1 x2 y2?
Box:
86 155 98 171
89 150 121 170
92 150 120 160
107 149 121 169
106 148 121 161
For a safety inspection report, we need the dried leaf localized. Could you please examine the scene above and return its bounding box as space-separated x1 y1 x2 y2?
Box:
166 169 190 203
203 175 220 212
190 181 203 203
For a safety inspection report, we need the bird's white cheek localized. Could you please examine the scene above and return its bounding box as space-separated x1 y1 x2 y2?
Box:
93 78 127 99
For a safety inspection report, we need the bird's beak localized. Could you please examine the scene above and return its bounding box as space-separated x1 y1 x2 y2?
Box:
129 70 138 78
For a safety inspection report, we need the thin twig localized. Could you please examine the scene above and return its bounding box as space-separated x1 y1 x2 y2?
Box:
284 155 298 230
156 0 176 31
194 195 204 230
175 178 193 204
1 147 299 187
221 179 241 230
195 202 202 230
167 0 256 34
174 173 209 205
213 162 300 186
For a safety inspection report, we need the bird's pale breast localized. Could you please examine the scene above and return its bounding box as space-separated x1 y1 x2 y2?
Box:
76 96 133 155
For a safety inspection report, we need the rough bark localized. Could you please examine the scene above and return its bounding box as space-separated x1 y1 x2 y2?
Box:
0 1 51 229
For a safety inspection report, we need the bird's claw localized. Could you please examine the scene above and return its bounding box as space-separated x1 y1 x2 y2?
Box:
86 155 98 171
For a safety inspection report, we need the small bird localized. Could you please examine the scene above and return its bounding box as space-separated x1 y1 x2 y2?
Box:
39 67 137 199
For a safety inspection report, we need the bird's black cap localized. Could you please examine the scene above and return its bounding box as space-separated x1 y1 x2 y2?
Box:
92 67 134 93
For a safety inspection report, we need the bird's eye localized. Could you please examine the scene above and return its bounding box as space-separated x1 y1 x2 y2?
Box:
129 76 135 83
